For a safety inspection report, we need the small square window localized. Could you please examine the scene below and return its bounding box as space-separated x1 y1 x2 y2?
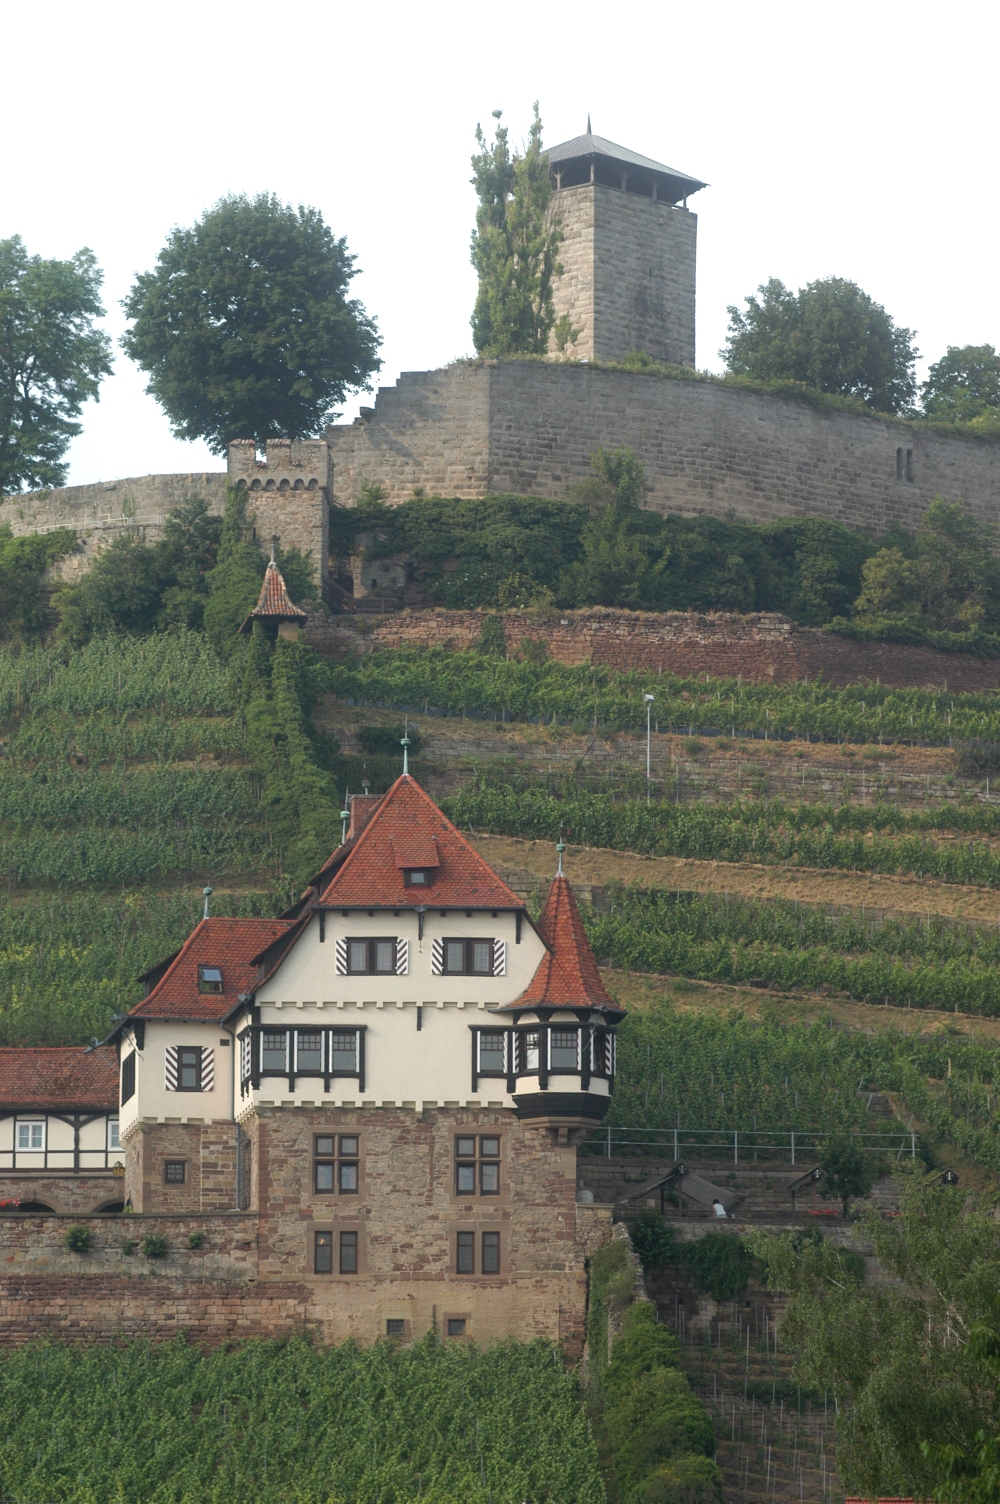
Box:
482 1231 500 1275
198 965 223 993
386 1318 405 1337
456 1232 475 1274
315 1135 335 1157
17 1122 44 1151
314 1230 332 1274
177 1046 202 1091
480 1137 500 1158
480 1162 500 1195
315 1161 335 1193
108 1120 121 1151
456 1136 476 1158
447 1318 467 1337
339 1135 358 1157
339 1161 358 1194
405 870 427 886
340 1230 358 1274
164 1160 186 1184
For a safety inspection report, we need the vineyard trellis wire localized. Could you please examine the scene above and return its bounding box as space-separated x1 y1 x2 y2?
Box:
580 1125 918 1161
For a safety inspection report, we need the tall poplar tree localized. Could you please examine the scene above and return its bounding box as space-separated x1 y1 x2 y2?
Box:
470 105 563 356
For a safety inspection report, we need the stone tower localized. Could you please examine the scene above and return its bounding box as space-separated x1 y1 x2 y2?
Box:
546 125 706 367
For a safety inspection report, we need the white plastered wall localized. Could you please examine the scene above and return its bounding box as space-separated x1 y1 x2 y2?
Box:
245 910 548 1113
120 1019 234 1136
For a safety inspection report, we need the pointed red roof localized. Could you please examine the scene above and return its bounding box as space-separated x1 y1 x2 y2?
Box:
238 561 308 633
0 1048 118 1111
128 917 295 1022
506 875 623 1014
320 776 523 910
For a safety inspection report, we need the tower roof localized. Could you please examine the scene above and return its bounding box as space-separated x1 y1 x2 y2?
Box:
238 560 308 634
504 874 624 1016
547 128 706 204
318 775 525 911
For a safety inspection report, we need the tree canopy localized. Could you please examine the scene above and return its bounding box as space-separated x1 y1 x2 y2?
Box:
0 236 113 494
470 105 563 357
121 194 382 454
852 497 1000 634
723 276 918 415
922 345 1000 424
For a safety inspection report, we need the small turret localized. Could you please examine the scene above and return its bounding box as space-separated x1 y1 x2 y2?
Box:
500 859 625 1144
238 540 308 640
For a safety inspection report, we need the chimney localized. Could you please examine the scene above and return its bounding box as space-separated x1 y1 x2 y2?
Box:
348 794 380 842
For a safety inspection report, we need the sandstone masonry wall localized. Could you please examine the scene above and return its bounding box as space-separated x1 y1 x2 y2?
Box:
304 605 1000 693
592 189 696 366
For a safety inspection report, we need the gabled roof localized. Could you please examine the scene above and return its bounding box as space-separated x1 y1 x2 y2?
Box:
504 875 624 1016
0 1048 118 1111
547 129 706 203
126 917 295 1023
238 561 308 633
319 776 523 910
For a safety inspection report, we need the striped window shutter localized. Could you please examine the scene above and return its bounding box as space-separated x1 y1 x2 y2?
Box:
201 1048 215 1092
492 940 506 976
335 938 348 976
395 938 409 975
164 1046 178 1091
431 938 444 975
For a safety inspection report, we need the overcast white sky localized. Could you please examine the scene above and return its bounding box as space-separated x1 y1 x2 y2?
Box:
5 0 997 487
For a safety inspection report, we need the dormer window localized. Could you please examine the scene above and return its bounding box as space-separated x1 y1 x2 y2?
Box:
404 870 430 887
198 966 223 994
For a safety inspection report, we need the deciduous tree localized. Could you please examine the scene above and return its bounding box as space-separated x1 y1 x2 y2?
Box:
922 344 1000 423
723 276 917 415
121 195 381 452
470 105 563 356
0 237 112 493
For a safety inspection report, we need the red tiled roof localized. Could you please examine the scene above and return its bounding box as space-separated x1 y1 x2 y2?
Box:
129 917 295 1021
0 1048 118 1110
238 561 308 632
390 833 440 869
505 875 623 1014
319 777 523 910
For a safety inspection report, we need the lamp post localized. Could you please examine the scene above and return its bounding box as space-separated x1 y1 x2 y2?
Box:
644 694 655 801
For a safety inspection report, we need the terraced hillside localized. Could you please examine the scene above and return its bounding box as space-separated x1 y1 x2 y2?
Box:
0 634 282 1045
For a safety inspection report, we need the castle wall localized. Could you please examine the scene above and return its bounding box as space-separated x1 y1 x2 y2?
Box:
548 184 595 358
592 189 696 366
0 1174 123 1215
304 605 1000 693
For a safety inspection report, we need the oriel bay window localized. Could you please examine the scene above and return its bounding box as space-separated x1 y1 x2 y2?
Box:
241 1025 366 1093
510 1024 616 1089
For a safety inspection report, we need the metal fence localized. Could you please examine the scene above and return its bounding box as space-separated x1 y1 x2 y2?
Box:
580 1125 917 1164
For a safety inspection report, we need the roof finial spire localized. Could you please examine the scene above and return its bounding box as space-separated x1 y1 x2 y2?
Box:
202 885 213 920
556 829 566 877
587 113 592 134
270 533 279 565
401 715 411 778
340 790 351 845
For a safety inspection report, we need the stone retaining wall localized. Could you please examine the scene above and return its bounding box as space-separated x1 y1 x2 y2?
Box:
304 605 1000 692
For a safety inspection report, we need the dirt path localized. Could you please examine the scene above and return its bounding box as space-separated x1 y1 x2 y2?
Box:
470 833 1000 923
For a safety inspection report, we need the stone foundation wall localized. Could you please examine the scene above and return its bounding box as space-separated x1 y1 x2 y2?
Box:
0 1173 122 1215
305 605 1000 693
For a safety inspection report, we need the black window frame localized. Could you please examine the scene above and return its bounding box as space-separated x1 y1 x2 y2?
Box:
482 1230 500 1275
339 1230 358 1274
549 1026 580 1071
164 1160 186 1185
454 1135 501 1197
442 937 495 977
198 965 224 994
346 937 398 976
456 1231 475 1273
177 1046 203 1092
295 1029 324 1074
245 1026 366 1094
386 1318 405 1337
447 1318 467 1337
121 1050 136 1105
314 1230 333 1274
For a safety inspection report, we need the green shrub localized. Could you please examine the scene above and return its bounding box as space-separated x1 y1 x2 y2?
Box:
629 1211 676 1271
678 1233 755 1301
187 1231 205 1249
63 1224 91 1253
632 1454 724 1503
142 1235 168 1259
586 1239 634 1383
120 1238 137 1256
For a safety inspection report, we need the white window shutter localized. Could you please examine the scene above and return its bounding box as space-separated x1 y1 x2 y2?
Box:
493 940 506 976
335 938 348 976
395 938 409 976
201 1048 214 1092
164 1046 178 1091
431 938 443 975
